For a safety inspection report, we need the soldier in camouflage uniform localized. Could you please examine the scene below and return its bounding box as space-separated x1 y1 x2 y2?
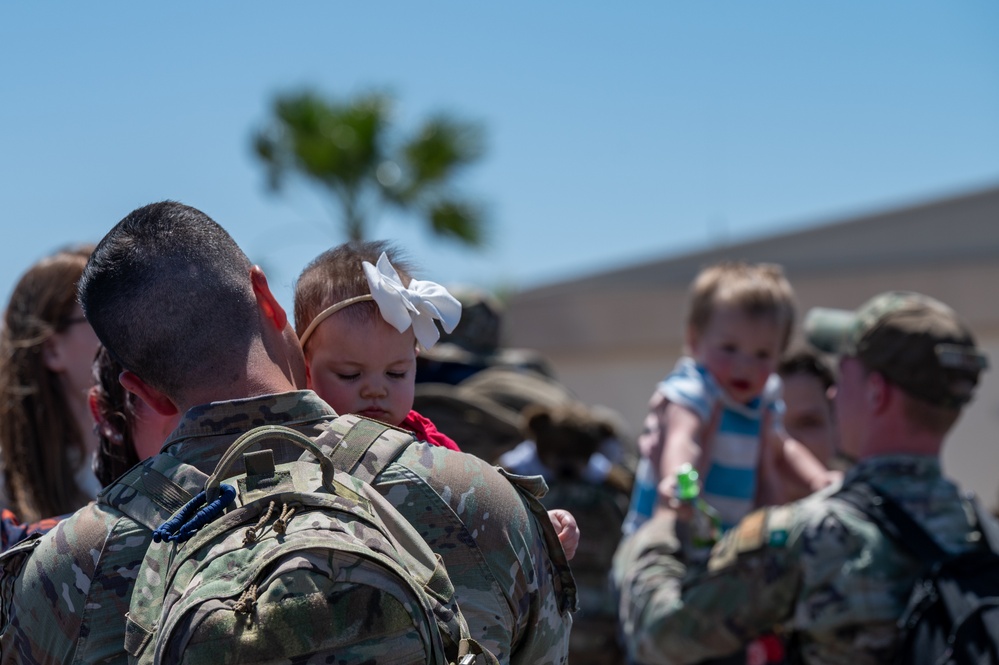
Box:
0 201 572 664
615 291 992 665
293 241 576 664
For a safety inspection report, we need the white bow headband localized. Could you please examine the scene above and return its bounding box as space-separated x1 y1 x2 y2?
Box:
299 252 462 350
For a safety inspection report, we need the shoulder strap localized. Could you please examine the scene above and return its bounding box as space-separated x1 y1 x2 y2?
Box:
497 467 579 614
326 414 416 484
99 459 197 531
836 482 949 563
0 535 42 630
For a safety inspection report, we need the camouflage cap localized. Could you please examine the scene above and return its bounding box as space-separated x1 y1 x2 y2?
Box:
804 291 989 408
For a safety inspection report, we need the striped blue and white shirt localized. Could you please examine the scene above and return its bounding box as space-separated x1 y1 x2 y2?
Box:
658 357 784 529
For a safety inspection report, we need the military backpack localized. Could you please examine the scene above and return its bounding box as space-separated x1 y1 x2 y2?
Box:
840 483 999 665
123 422 494 665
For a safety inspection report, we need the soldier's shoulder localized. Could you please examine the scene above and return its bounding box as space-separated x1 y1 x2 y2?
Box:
396 443 526 494
707 489 856 572
26 502 120 563
15 501 149 598
1 502 140 660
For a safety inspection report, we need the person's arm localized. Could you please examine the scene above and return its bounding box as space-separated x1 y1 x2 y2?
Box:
755 422 790 507
756 404 839 507
617 506 802 664
637 390 669 473
655 402 707 507
778 432 840 493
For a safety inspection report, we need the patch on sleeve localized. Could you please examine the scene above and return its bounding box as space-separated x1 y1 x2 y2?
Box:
766 505 794 549
708 508 767 571
707 506 795 572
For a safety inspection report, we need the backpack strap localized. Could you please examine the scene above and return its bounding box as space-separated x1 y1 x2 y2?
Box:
324 414 416 484
836 481 949 563
497 468 579 614
99 458 197 531
0 535 43 629
457 636 500 665
837 485 999 665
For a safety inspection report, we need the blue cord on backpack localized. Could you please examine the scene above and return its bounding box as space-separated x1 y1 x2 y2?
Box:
153 484 237 544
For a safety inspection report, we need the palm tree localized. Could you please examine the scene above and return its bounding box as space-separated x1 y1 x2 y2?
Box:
252 89 487 246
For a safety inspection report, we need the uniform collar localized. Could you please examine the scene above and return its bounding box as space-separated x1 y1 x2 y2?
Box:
843 454 943 487
161 390 337 451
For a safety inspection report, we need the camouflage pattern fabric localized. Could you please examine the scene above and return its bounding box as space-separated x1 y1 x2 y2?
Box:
614 455 982 665
321 424 576 665
127 425 476 665
1 391 362 665
0 390 573 665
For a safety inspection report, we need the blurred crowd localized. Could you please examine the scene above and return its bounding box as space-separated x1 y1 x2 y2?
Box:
0 216 992 665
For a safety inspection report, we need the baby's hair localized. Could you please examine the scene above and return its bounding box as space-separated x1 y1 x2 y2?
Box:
294 240 415 351
687 261 796 350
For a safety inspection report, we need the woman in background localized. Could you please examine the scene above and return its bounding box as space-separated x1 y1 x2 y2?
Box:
2 344 174 550
0 245 101 523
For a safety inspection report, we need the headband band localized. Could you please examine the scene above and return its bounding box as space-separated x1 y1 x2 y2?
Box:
298 294 374 348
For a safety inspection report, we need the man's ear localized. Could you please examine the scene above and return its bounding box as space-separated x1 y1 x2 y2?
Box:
250 265 288 330
119 371 179 417
866 371 890 414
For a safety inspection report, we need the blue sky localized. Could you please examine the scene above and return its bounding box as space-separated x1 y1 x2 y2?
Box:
2 2 998 313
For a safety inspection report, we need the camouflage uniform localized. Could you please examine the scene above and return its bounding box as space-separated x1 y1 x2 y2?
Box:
323 423 575 665
0 392 375 664
1 391 573 664
616 455 980 665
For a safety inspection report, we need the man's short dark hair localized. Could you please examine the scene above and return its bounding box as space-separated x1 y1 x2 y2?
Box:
79 201 257 399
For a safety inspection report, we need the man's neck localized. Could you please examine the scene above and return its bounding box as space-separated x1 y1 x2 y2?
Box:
175 368 300 414
858 418 945 460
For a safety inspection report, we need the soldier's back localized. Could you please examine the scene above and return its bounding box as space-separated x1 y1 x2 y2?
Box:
354 439 575 665
785 456 976 664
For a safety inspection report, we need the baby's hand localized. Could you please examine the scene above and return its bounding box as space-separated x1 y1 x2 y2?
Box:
548 509 579 560
819 469 844 489
656 478 695 522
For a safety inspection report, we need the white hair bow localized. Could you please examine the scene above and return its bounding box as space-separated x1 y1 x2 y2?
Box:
363 252 462 349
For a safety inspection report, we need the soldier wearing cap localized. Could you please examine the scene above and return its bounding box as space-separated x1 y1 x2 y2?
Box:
615 291 992 665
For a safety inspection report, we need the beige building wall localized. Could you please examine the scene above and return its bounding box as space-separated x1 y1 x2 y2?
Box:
506 184 999 503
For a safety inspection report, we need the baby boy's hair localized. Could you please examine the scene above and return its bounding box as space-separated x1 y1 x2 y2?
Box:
687 261 796 351
294 240 415 350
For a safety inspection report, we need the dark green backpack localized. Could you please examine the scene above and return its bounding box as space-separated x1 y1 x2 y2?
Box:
123 423 495 665
838 483 999 665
